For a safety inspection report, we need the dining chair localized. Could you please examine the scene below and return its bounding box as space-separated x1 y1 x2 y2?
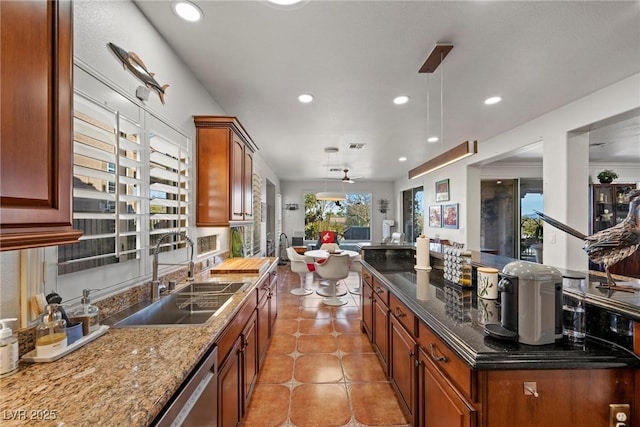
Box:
286 247 314 296
314 252 350 306
348 254 363 295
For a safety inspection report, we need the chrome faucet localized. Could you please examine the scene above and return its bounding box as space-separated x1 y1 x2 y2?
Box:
152 231 195 299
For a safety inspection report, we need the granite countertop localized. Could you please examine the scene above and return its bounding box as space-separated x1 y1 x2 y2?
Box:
0 258 277 427
363 259 640 371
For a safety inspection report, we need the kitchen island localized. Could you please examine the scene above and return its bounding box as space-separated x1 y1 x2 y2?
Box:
0 258 278 427
359 246 639 426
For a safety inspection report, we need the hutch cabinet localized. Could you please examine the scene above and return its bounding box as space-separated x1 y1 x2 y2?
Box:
0 0 82 250
194 116 256 226
590 183 640 277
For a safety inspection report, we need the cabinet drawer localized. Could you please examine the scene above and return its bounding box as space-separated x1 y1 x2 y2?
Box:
256 276 270 303
362 269 373 287
389 293 416 337
417 321 473 399
371 279 389 307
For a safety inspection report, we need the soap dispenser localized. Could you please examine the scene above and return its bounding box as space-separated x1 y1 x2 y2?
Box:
0 318 19 377
36 305 67 358
69 289 100 336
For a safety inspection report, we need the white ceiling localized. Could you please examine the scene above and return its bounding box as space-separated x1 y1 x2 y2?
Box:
134 0 640 182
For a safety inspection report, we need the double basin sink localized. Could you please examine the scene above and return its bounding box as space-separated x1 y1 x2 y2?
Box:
108 281 252 327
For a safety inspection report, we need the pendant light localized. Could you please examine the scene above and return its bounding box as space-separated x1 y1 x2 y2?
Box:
316 147 347 201
409 43 477 179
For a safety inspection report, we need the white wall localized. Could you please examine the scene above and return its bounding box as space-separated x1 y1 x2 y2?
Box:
393 73 640 272
280 180 395 244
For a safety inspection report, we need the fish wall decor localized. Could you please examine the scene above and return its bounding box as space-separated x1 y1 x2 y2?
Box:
107 42 169 104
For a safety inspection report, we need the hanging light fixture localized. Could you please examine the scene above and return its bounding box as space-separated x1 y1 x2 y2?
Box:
410 43 477 180
316 147 347 201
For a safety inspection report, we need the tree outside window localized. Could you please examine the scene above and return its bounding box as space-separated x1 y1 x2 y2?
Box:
304 193 372 241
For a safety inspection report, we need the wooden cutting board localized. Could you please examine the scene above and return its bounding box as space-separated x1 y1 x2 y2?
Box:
209 257 270 273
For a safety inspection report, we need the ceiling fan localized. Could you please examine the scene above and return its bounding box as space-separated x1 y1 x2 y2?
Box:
335 168 361 184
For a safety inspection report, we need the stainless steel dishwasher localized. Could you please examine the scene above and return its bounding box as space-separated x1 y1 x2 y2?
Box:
153 345 218 426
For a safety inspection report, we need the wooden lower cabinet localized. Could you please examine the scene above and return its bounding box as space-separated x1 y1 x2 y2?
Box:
389 314 417 422
361 276 374 341
373 292 389 373
214 281 274 427
257 288 270 367
218 337 242 427
480 369 635 427
241 311 258 416
418 348 475 427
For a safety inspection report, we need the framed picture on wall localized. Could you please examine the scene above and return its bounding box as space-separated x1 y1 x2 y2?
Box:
436 179 450 202
443 203 459 229
429 205 442 228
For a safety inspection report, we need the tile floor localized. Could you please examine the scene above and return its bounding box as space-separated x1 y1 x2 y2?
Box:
241 265 411 427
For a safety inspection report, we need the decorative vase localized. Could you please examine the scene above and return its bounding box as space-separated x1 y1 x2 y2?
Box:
599 177 613 184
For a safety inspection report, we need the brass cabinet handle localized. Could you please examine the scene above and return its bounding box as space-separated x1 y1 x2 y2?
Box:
375 287 384 294
394 307 406 317
429 343 447 362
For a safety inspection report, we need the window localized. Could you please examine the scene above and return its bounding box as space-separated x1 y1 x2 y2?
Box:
58 94 144 274
58 89 190 275
402 186 424 243
148 116 190 254
304 193 372 241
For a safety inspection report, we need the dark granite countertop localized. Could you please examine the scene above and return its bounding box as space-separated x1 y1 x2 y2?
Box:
361 243 640 321
362 260 640 371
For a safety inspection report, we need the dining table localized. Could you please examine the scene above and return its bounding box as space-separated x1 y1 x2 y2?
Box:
304 249 360 259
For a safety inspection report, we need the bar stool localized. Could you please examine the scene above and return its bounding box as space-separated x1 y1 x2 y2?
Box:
286 247 314 296
314 253 350 306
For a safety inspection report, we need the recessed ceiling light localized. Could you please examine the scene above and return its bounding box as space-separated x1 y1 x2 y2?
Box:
298 94 314 103
427 136 439 143
393 95 410 105
172 1 203 22
398 157 407 162
268 0 303 4
484 96 502 105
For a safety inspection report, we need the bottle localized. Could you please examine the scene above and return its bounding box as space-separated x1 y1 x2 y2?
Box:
69 289 100 336
460 250 473 286
36 305 67 358
0 318 19 377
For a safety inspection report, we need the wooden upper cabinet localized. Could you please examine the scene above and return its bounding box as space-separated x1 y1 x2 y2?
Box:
0 0 82 251
194 116 256 226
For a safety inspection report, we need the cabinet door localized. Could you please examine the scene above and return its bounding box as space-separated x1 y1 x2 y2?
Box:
196 127 231 226
243 149 253 219
361 279 374 340
0 0 82 250
418 349 474 427
484 369 634 427
242 311 258 414
373 293 389 373
268 272 278 333
257 291 270 367
231 135 244 221
218 338 241 427
389 315 416 422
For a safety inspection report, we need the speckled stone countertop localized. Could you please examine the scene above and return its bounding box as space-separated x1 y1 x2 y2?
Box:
362 260 640 371
0 258 277 427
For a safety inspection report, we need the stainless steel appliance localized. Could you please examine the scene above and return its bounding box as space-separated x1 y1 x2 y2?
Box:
153 345 218 426
485 261 563 345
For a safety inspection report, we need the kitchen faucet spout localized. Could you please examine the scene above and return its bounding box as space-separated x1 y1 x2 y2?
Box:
152 231 195 296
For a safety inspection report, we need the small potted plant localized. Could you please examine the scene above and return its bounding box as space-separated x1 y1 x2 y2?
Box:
597 170 618 184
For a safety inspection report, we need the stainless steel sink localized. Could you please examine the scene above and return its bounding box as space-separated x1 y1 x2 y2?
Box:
109 281 251 327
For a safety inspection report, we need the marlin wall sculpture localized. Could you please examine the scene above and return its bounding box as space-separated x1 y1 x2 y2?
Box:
107 42 169 104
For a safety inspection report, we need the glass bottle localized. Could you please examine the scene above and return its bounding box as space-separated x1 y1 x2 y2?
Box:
36 304 67 358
